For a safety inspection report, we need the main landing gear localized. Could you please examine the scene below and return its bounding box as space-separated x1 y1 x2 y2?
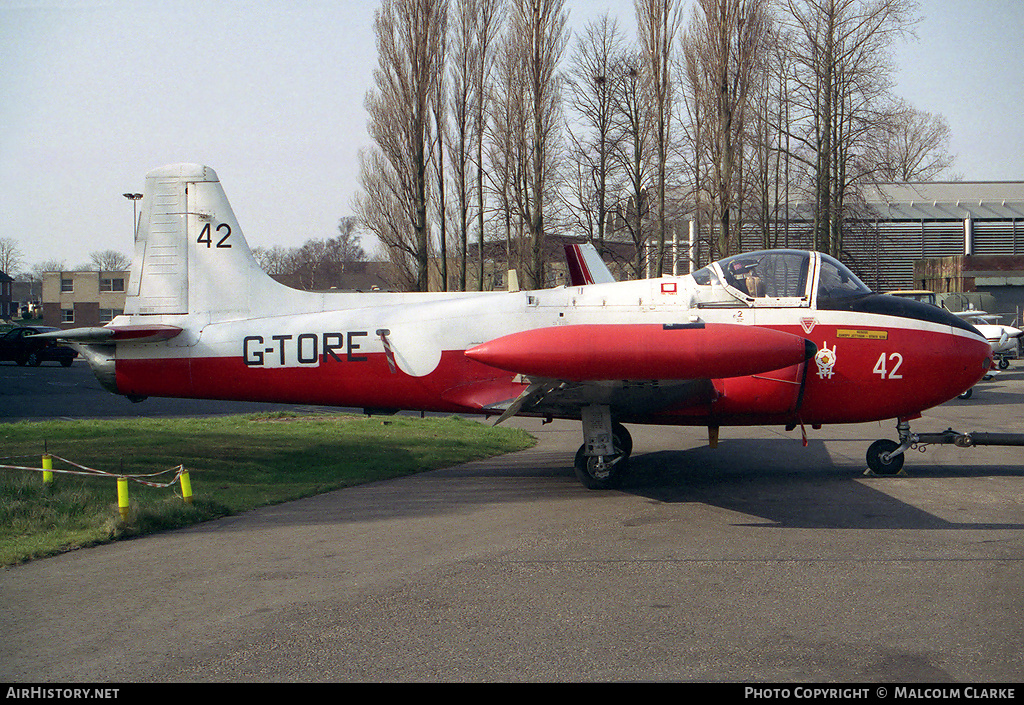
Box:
868 419 1024 475
574 405 633 489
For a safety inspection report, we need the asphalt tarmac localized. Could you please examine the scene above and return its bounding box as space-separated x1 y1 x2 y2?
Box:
1 360 1023 682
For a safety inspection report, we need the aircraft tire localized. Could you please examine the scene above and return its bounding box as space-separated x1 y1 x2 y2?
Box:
959 388 973 400
612 422 633 457
866 439 904 475
999 357 1010 370
573 444 628 489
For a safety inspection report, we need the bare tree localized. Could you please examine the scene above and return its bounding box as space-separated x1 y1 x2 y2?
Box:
253 219 366 288
88 249 131 271
873 98 955 181
678 40 711 265
781 0 919 257
335 216 368 263
357 0 448 291
473 0 504 290
28 259 67 281
562 14 625 253
450 0 476 290
292 238 337 291
252 245 296 276
489 29 530 276
507 0 569 289
0 237 23 275
611 51 654 278
433 0 451 290
636 0 683 274
683 0 770 259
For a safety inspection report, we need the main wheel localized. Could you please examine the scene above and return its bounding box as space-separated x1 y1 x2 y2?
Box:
612 422 633 457
574 444 628 489
866 439 904 475
573 424 632 490
999 357 1010 370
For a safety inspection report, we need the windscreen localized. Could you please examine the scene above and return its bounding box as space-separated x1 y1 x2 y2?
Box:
817 253 872 302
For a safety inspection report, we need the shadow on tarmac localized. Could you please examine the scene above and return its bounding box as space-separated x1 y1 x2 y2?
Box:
621 438 1024 531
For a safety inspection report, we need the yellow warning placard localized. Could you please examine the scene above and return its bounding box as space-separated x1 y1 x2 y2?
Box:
837 329 888 340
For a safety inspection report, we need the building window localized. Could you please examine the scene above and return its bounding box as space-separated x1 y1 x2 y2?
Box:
99 308 123 324
61 278 73 293
61 308 74 323
100 278 125 292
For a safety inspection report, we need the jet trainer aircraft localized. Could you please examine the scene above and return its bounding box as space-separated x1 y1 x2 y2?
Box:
44 164 994 488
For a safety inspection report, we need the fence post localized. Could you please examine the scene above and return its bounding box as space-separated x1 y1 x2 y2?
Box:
117 477 129 520
42 453 53 487
180 470 193 504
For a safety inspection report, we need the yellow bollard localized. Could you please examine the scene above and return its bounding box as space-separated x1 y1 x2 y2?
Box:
42 453 53 487
180 470 193 504
117 477 129 521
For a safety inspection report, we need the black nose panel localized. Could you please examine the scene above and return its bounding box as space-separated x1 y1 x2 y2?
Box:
818 294 982 336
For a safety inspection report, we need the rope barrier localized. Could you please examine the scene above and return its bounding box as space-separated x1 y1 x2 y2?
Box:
0 453 194 514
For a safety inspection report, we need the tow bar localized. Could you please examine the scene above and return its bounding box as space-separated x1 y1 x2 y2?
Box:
910 430 1024 448
867 425 1024 475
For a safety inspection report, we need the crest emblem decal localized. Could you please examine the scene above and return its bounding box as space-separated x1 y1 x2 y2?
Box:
815 343 837 379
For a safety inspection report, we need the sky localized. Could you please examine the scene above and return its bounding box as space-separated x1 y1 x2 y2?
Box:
1 0 1023 272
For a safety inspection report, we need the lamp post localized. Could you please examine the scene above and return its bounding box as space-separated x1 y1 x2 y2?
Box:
123 193 143 239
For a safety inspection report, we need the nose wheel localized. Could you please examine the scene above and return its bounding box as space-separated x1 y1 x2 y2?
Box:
866 438 905 475
867 419 916 475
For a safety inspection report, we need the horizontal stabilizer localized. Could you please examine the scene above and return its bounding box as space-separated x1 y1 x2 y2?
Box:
30 324 183 344
465 323 816 381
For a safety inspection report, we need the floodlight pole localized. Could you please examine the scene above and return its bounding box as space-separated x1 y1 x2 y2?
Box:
123 192 143 239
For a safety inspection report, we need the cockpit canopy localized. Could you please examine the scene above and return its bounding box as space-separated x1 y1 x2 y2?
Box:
691 250 871 308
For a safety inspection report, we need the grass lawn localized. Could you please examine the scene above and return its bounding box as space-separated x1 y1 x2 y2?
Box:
0 412 535 566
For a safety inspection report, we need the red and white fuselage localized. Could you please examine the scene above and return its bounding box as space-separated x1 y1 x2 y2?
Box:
55 164 992 486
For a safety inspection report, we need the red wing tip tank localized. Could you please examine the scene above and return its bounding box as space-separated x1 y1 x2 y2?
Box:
465 323 817 381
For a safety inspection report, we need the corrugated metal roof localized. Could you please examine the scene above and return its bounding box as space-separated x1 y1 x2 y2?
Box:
861 182 1024 221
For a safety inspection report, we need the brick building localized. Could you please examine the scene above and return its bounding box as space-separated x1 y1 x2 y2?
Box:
41 270 129 328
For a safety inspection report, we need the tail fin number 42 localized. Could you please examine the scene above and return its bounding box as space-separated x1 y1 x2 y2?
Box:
197 222 232 248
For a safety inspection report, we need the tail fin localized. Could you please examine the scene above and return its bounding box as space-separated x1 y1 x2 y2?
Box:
128 163 288 319
564 243 616 286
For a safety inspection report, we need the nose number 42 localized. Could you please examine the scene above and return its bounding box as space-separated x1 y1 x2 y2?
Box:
873 352 904 380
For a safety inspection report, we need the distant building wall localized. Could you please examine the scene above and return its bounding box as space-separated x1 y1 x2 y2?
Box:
1 272 12 320
916 255 1024 319
41 271 129 328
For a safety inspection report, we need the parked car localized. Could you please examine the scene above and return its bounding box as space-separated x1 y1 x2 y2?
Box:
0 326 77 367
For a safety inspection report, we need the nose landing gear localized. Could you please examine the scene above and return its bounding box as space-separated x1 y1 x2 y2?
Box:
866 438 905 475
868 418 1024 475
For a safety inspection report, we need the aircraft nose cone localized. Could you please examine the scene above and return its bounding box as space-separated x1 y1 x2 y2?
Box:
947 331 994 397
